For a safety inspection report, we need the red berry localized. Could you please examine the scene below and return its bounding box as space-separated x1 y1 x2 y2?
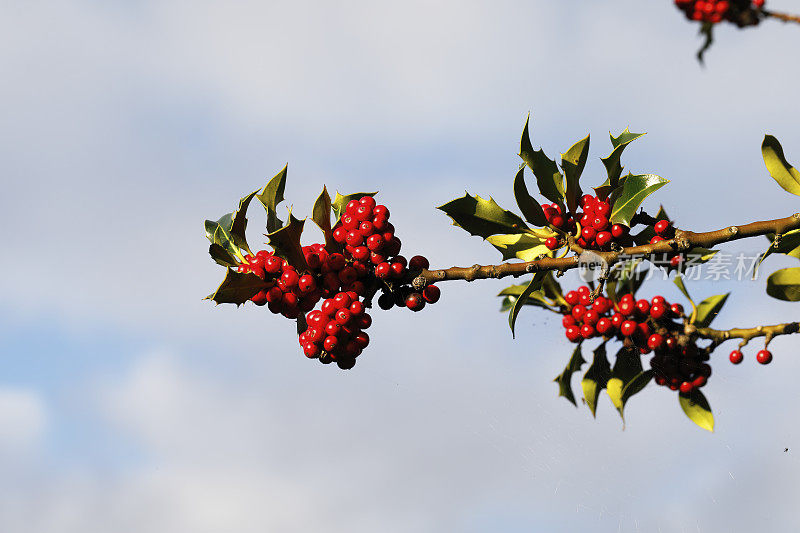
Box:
679 382 693 394
551 215 566 229
583 309 600 326
578 286 590 296
251 290 268 306
303 342 321 358
654 220 671 235
610 224 627 238
650 304 667 320
610 313 624 327
373 205 389 218
298 274 317 294
581 226 596 242
647 334 664 350
651 295 666 306
349 301 365 316
280 269 299 288
405 293 425 311
562 315 577 328
692 376 707 388
389 262 405 278
359 195 376 211
422 284 440 303
338 266 358 285
618 299 636 317
565 325 581 342
545 237 559 250
409 255 430 270
565 291 579 305
327 253 346 271
756 350 773 365
670 303 684 317
375 262 391 279
264 256 283 274
595 231 612 248
670 255 683 268
342 214 358 230
620 320 637 337
358 221 374 236
351 246 370 261
579 194 595 209
323 336 338 352
729 350 743 364
592 215 609 231
596 317 613 335
650 236 665 244
346 231 364 247
636 299 650 316
594 202 611 218
580 324 595 339
571 305 587 321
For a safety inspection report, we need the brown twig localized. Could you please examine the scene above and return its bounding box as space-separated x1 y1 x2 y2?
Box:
695 321 800 346
764 10 800 24
413 212 800 287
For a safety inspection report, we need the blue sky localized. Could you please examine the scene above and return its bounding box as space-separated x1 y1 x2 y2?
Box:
1 1 800 531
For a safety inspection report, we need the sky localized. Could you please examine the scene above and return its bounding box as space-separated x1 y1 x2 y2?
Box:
1 1 800 531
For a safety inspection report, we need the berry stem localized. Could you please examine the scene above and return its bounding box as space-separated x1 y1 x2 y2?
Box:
763 10 800 24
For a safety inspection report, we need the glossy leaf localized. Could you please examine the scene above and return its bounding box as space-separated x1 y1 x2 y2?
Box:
606 347 643 420
208 243 238 267
312 186 337 249
229 189 260 255
439 193 530 239
561 134 589 213
497 284 554 312
519 115 565 206
553 345 586 406
694 293 729 328
204 213 243 263
266 213 308 271
606 260 646 302
609 174 669 227
766 267 800 301
486 233 552 261
754 229 800 276
205 269 271 306
762 135 800 196
581 343 611 417
332 191 378 221
257 165 288 233
679 389 714 432
513 166 548 226
508 272 547 337
601 128 646 189
619 370 654 418
541 272 568 307
673 275 693 304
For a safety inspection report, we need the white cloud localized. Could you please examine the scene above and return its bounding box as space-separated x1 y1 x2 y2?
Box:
0 388 46 456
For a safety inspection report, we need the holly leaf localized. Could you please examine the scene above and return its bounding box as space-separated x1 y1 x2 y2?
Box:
205 269 272 305
754 229 800 276
541 271 568 307
497 284 554 312
257 165 288 233
267 213 308 271
618 370 654 420
606 346 643 421
229 189 260 255
601 128 646 189
762 135 800 196
553 345 586 406
332 191 378 221
694 293 729 328
561 134 589 213
581 343 611 417
766 267 800 301
519 115 565 206
513 166 548 227
609 174 669 227
205 213 244 263
208 243 238 267
606 260 646 302
679 389 714 432
486 233 553 261
439 193 530 239
312 186 337 249
508 272 547 337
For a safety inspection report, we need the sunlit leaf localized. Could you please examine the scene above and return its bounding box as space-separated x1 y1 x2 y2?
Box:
694 293 729 328
229 189 260 255
257 165 288 233
205 269 272 306
766 267 800 301
208 243 238 267
601 128 646 190
486 233 552 261
553 345 586 406
332 191 378 221
508 272 547 337
679 389 714 432
561 134 589 213
606 347 643 421
312 186 337 249
439 193 530 239
519 115 565 206
513 166 548 226
609 174 669 227
762 135 800 196
754 229 800 276
581 343 611 417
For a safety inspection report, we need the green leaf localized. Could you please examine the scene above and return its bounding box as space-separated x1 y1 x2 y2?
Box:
601 128 646 189
508 272 547 337
208 243 238 267
606 347 643 420
513 166 548 226
439 193 530 239
519 115 565 206
266 212 308 271
694 293 729 328
205 269 272 306
331 191 378 221
541 272 568 307
553 345 586 406
762 135 800 196
230 189 260 255
486 233 552 261
679 389 714 432
766 267 800 301
581 343 611 417
561 134 589 213
257 165 288 234
609 174 669 227
204 213 244 263
618 370 654 418
606 260 646 302
754 229 800 275
673 275 694 304
312 186 337 249
497 284 555 312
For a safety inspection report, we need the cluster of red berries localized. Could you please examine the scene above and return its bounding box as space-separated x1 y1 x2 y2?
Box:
237 250 322 319
674 0 764 24
237 196 440 369
299 291 372 369
729 348 772 365
543 194 629 252
561 286 711 394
